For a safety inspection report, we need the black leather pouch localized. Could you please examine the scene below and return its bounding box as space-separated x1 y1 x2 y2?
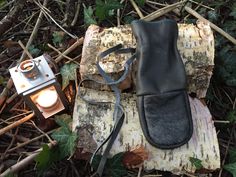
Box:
131 19 193 149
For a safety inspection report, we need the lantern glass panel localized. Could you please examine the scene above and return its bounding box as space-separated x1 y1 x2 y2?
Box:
30 85 65 118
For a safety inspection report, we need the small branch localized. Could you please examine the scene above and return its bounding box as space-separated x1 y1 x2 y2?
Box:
0 79 13 109
19 0 49 62
33 0 77 39
184 6 236 45
129 0 144 18
6 93 18 104
0 113 35 137
47 43 80 65
142 1 186 21
30 120 54 145
0 0 26 37
71 0 81 27
55 37 84 63
18 40 33 60
0 142 56 177
7 129 56 153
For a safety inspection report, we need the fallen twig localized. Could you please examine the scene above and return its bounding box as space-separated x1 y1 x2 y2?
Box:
19 0 49 62
55 37 84 63
18 40 33 60
71 0 81 27
7 129 56 153
47 43 80 65
33 0 77 39
129 0 144 18
142 1 186 21
0 141 56 177
0 0 26 37
30 120 54 145
184 6 236 45
0 113 35 137
0 79 13 109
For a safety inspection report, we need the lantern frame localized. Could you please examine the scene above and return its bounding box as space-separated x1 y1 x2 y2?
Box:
9 55 68 119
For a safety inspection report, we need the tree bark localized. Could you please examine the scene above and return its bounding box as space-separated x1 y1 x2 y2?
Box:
73 88 220 174
80 21 214 98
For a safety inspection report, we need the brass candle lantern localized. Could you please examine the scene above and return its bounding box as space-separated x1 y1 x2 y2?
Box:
9 55 67 119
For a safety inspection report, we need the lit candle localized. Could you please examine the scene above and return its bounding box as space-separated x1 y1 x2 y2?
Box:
36 89 58 109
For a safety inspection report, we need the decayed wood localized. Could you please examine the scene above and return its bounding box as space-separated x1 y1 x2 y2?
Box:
73 88 220 174
80 22 214 98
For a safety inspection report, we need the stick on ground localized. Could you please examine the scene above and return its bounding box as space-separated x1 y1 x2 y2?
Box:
0 113 35 137
184 6 236 45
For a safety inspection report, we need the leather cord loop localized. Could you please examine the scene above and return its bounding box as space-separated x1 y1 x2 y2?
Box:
78 44 135 177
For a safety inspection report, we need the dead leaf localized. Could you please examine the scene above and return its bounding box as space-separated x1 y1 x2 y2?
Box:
122 146 149 168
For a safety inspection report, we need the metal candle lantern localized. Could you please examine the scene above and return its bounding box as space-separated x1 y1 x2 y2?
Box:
9 55 67 119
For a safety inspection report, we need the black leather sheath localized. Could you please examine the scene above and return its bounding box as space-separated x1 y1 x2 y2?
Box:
131 19 193 149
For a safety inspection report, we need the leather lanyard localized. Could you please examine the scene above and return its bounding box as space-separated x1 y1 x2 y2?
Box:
78 44 135 176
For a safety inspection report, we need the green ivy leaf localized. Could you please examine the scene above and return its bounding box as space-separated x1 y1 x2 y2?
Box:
95 0 123 22
229 3 236 19
83 4 97 26
224 162 236 177
28 45 41 57
208 10 218 21
52 31 65 47
135 0 145 7
60 63 78 90
91 153 127 177
229 149 236 163
108 152 127 177
52 114 77 159
35 144 51 174
0 0 6 7
227 110 236 123
189 157 203 170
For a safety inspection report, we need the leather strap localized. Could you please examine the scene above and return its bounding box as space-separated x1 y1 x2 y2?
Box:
78 44 135 176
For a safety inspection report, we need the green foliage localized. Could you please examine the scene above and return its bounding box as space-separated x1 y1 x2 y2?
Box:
123 15 135 24
214 51 236 86
226 110 236 123
229 3 236 19
207 10 218 22
35 115 77 176
189 157 203 170
224 162 236 177
83 4 97 26
51 114 78 159
60 63 78 90
28 45 41 57
229 149 236 163
135 0 145 7
95 0 123 22
52 31 64 47
0 0 6 8
35 144 51 172
0 75 7 86
224 149 236 177
5 173 16 177
92 152 127 177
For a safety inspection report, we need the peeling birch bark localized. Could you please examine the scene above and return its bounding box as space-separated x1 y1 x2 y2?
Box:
80 21 214 98
73 88 220 174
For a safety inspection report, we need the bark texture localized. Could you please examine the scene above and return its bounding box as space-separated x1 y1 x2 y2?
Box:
80 21 214 98
73 88 220 174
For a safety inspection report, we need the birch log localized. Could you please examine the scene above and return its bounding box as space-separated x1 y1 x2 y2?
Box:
73 88 220 174
80 21 214 98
